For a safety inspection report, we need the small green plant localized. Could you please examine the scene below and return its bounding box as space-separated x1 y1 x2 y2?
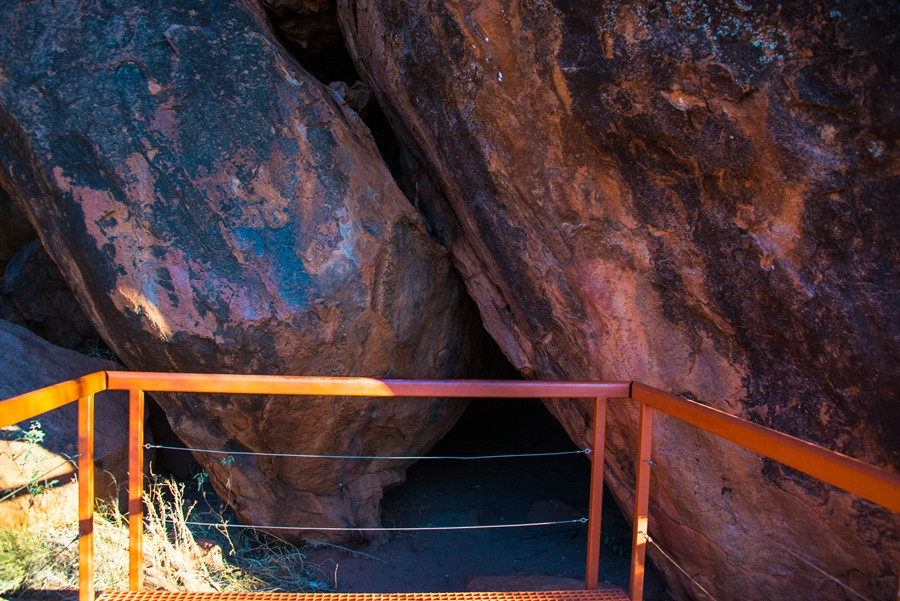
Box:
21 421 60 497
20 421 45 446
193 470 209 491
0 421 63 505
73 338 119 362
25 475 58 498
602 531 629 558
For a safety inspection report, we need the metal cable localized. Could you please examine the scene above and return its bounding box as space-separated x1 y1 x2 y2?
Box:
145 443 590 461
643 532 719 601
178 517 588 532
646 459 875 601
0 454 80 504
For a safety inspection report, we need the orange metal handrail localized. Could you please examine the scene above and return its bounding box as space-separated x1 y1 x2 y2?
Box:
0 371 107 427
1 371 898 601
105 371 630 398
629 383 900 514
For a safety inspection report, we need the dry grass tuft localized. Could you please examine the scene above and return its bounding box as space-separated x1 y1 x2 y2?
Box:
0 476 328 598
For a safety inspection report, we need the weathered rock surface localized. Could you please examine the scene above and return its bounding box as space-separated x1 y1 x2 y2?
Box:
1 240 98 348
339 1 900 599
0 0 483 540
0 319 128 531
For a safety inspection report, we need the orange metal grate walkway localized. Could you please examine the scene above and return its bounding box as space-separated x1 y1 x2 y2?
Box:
99 591 630 601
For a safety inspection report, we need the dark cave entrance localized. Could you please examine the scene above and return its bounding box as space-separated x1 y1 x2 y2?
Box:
383 396 598 582
306 396 670 596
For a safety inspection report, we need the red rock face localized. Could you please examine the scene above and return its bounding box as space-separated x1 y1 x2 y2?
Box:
339 1 900 598
0 0 485 540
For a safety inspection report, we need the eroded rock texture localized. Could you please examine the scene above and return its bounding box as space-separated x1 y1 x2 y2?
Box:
339 1 900 598
0 0 483 539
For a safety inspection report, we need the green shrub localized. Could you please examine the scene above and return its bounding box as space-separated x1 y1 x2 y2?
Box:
0 528 46 594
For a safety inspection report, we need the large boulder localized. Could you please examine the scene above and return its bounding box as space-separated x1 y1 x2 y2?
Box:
0 319 128 531
338 1 900 599
0 0 483 540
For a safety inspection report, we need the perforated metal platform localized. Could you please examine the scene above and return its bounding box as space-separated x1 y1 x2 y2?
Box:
99 590 631 601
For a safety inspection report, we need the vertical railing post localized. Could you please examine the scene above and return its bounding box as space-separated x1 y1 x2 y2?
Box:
585 395 608 589
77 394 95 601
629 404 654 601
128 388 145 590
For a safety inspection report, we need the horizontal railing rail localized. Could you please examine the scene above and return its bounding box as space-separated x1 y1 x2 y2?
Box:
105 371 631 398
1 371 898 601
0 371 107 427
631 383 900 513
